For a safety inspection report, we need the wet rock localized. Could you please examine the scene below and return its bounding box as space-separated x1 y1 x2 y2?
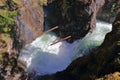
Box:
37 12 120 80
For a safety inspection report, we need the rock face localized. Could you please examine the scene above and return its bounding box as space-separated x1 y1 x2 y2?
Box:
45 0 105 43
97 0 120 23
96 72 120 80
37 12 120 80
0 0 6 6
16 0 119 44
16 0 44 44
15 0 119 44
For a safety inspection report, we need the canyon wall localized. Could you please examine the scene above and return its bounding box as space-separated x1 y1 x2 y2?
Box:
16 0 44 44
45 0 105 43
37 12 120 80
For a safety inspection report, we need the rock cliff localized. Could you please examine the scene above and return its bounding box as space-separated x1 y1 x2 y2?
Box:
15 0 119 44
37 12 120 80
97 0 120 23
0 0 120 80
16 0 44 44
46 0 105 43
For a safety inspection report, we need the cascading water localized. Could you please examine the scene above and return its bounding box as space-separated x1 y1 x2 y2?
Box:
18 20 112 76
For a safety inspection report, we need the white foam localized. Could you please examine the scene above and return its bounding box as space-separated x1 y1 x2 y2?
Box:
19 21 112 75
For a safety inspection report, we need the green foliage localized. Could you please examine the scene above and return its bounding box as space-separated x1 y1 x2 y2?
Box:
0 10 18 36
0 10 18 22
0 0 18 37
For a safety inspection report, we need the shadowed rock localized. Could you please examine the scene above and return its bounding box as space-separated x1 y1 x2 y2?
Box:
45 0 105 43
36 12 120 80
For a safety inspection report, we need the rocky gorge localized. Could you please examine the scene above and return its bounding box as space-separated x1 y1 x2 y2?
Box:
0 0 120 80
37 12 120 80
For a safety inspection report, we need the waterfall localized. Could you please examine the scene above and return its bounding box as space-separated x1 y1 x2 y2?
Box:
18 21 112 75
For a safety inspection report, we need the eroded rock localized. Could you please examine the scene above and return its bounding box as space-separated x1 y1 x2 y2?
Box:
45 0 105 43
16 0 44 44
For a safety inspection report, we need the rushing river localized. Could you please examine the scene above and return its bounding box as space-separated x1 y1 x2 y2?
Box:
18 21 112 75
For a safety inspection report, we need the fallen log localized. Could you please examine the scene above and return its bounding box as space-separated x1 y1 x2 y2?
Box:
50 35 71 45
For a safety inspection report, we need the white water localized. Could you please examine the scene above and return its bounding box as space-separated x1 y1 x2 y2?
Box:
18 21 112 75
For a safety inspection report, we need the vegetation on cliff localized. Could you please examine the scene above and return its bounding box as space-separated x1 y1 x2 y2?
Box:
0 0 48 79
0 0 120 80
0 1 28 80
0 0 18 55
